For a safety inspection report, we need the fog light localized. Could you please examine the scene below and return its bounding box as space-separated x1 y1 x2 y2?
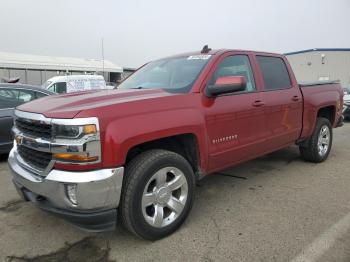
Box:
66 184 78 205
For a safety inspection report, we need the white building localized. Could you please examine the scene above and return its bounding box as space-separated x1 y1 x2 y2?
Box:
0 51 123 85
285 48 350 88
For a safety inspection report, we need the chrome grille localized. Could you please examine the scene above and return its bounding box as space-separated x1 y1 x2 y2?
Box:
15 118 52 139
17 145 52 170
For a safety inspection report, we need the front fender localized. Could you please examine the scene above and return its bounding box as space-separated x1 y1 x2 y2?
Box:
101 108 208 170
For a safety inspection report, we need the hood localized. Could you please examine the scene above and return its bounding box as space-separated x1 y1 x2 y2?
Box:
17 89 175 118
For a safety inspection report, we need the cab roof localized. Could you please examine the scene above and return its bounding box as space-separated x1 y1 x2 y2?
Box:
160 48 284 60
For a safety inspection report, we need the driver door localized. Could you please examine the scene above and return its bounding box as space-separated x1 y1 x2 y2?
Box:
204 54 268 171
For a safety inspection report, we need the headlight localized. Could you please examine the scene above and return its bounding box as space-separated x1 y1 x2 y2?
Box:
50 117 101 165
53 124 97 139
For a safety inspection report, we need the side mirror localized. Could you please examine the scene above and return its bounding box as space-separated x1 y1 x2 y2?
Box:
206 76 246 97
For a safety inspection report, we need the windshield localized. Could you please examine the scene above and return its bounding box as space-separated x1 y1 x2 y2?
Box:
118 55 212 93
42 81 52 89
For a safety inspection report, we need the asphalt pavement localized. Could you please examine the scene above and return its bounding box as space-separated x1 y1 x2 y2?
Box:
0 123 349 262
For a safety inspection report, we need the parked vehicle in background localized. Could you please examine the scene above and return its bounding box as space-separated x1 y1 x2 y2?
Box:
106 82 116 89
42 75 107 94
0 84 54 154
8 48 343 240
343 88 350 120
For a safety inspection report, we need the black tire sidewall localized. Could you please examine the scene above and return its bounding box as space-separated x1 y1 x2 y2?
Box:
126 151 195 240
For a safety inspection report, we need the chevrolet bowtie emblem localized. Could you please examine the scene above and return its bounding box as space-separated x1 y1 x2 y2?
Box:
15 135 23 145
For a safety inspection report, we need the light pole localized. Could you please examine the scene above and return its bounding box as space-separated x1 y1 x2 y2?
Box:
101 37 105 77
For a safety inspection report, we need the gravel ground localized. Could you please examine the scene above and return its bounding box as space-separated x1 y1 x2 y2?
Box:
0 123 349 262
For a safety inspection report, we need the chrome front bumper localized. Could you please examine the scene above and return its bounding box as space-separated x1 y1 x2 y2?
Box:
8 147 124 211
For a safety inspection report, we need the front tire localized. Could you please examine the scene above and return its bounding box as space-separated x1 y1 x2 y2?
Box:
120 149 195 240
299 117 333 163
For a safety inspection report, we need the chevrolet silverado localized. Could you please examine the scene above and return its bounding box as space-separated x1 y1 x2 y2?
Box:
8 47 344 240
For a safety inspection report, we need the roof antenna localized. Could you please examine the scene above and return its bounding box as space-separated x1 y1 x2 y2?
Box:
201 45 211 54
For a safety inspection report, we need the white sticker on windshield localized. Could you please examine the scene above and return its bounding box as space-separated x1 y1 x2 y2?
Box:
187 55 212 60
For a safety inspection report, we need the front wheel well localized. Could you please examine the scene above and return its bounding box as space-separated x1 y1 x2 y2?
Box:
125 134 200 175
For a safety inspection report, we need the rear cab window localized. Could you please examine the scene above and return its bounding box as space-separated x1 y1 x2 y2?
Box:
256 56 292 91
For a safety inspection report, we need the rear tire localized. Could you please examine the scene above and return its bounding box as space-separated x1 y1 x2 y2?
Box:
299 117 332 163
120 149 195 240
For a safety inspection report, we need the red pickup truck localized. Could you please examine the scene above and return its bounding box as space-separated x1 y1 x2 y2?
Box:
8 48 343 240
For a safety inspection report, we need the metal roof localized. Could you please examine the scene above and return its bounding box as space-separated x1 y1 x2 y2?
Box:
0 51 122 73
285 48 350 56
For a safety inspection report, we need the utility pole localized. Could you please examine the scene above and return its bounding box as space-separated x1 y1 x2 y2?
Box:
101 37 105 77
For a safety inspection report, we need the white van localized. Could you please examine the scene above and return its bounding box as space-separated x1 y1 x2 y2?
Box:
42 75 107 94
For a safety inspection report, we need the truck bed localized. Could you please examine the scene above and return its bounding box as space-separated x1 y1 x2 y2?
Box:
299 82 343 140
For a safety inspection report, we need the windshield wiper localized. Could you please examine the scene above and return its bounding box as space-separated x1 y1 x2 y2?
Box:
130 86 143 89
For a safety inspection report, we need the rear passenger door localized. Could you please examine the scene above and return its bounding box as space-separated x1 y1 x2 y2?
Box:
255 55 302 149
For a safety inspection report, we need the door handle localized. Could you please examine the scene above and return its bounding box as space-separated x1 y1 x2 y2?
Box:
252 100 265 107
292 96 300 102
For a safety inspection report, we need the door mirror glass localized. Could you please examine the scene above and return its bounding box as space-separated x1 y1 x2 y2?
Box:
206 76 246 97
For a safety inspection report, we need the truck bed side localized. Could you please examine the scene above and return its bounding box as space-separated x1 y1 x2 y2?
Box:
299 83 343 140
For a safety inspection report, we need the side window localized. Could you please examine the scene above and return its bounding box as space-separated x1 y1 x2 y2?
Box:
0 88 21 109
48 85 55 92
18 90 35 103
48 82 67 93
210 55 256 92
257 56 291 90
55 82 67 93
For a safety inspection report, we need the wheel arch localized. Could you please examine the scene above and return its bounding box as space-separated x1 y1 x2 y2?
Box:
301 103 337 140
317 105 336 126
125 133 202 177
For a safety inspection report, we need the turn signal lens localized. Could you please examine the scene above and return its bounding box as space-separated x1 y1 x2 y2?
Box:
84 124 97 135
53 153 98 162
